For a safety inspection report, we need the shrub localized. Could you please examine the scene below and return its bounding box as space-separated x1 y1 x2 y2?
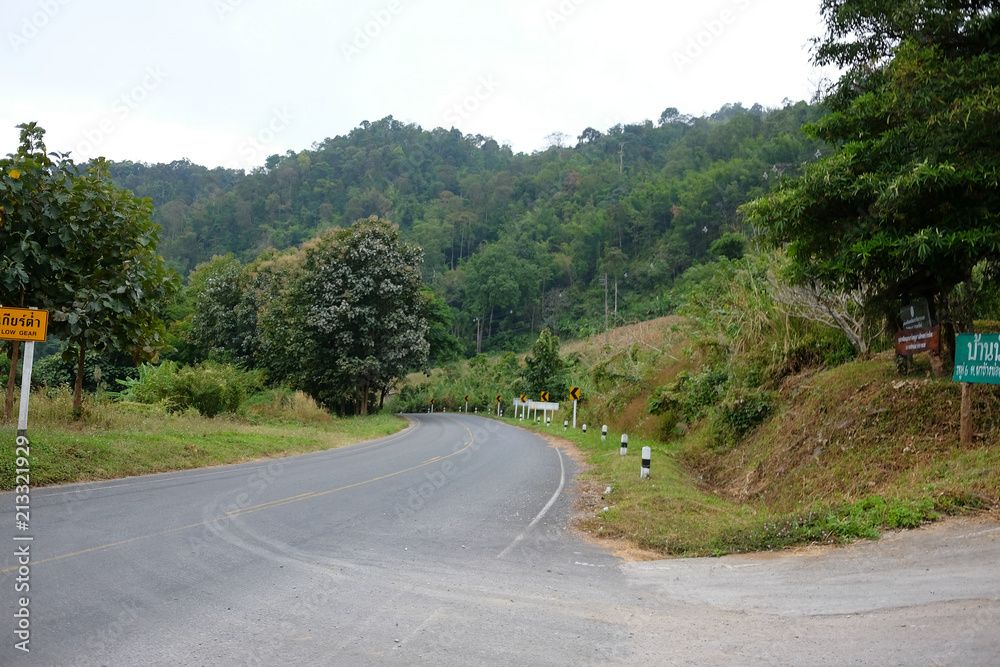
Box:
709 388 775 448
648 366 729 422
111 361 265 417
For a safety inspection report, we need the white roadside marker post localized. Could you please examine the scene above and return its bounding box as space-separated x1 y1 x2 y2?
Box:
641 446 651 478
582 424 587 434
564 420 568 431
17 341 36 438
601 425 607 441
620 434 628 456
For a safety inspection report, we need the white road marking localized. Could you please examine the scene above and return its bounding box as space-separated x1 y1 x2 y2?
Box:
497 445 566 559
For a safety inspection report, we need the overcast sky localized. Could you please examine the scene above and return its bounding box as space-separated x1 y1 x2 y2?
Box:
2 0 830 170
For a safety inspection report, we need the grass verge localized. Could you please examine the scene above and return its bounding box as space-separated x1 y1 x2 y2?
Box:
1 389 406 489
495 355 999 559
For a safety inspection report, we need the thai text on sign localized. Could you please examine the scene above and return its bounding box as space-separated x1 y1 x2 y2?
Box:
894 325 940 356
953 333 1000 385
0 307 49 342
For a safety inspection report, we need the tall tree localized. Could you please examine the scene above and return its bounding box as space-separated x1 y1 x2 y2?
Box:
743 1 1000 358
291 217 429 415
0 123 75 419
521 327 567 399
53 158 179 411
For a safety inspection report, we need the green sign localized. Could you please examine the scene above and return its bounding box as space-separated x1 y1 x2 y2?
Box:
953 334 1000 385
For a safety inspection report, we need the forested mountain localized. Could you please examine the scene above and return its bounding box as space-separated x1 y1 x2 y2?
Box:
108 101 828 355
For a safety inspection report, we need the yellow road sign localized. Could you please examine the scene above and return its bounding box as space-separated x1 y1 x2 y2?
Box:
0 307 49 342
495 395 502 403
430 398 435 404
464 395 470 402
569 387 580 400
540 391 549 402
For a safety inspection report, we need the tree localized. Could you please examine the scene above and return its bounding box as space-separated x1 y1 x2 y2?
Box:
521 327 567 399
1 125 177 415
743 2 1000 360
188 254 261 365
1 123 76 419
52 158 179 412
463 239 537 354
291 217 428 415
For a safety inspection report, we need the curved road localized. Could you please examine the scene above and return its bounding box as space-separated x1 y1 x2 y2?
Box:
2 414 998 665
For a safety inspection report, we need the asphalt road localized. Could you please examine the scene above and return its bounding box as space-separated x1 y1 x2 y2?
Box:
2 414 998 666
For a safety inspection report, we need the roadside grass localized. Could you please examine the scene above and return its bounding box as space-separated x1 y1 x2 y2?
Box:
496 351 999 558
0 387 406 489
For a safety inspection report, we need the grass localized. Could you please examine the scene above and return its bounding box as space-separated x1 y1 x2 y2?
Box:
491 349 1000 559
0 387 406 489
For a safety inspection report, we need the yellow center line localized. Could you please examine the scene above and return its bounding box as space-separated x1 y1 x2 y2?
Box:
225 492 318 515
2 421 475 574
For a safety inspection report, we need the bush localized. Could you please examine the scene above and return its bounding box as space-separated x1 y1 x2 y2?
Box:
111 361 265 417
648 366 728 422
709 388 775 448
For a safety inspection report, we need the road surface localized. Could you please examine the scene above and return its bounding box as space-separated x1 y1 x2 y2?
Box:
2 414 998 665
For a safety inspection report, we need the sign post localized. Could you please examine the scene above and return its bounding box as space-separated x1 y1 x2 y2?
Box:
953 333 1000 444
513 395 528 419
464 395 469 413
569 386 580 428
1 307 49 437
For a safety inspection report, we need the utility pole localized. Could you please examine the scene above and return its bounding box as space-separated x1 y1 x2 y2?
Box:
604 273 609 346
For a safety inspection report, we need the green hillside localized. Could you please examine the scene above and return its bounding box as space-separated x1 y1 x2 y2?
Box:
107 101 827 355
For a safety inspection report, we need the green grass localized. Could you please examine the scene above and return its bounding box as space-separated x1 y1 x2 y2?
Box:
495 399 994 558
0 388 406 489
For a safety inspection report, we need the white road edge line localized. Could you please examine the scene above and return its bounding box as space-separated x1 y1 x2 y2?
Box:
497 445 566 559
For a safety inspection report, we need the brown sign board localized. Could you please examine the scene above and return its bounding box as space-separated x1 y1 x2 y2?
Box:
895 325 940 356
0 307 49 342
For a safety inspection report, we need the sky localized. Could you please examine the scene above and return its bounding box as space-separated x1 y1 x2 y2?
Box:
1 0 831 171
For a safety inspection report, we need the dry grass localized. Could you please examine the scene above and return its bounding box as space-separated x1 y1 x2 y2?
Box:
0 387 406 489
680 353 1000 514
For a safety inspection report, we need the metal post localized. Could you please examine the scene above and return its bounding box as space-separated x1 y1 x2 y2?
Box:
16 341 35 437
572 400 577 429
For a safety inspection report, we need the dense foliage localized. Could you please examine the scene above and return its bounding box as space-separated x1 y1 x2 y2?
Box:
108 102 830 355
744 0 1000 357
190 218 429 415
1 123 178 414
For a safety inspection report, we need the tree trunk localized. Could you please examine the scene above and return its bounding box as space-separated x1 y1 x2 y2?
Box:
359 378 369 416
4 342 21 422
73 343 87 415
